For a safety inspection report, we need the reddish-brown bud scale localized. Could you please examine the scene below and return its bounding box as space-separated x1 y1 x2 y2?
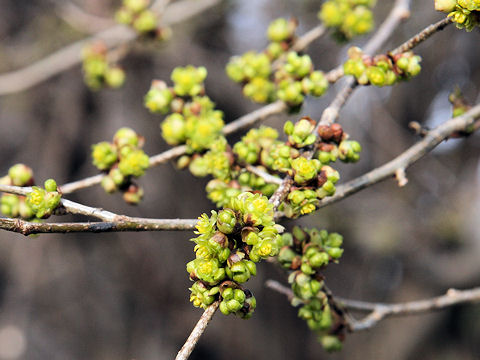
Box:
317 170 328 187
331 123 344 143
317 125 334 141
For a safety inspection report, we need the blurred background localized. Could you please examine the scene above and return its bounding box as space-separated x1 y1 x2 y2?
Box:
0 0 480 359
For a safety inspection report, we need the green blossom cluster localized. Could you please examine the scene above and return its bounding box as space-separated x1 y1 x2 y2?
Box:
26 179 62 219
278 226 345 351
115 0 170 38
318 0 376 41
187 192 282 318
144 68 225 153
435 0 480 30
316 123 362 165
81 42 126 90
343 47 422 87
226 18 329 107
91 127 149 204
0 164 36 220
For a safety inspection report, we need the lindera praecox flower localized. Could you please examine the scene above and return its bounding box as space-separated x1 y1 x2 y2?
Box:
435 0 480 30
318 0 376 41
0 164 36 220
226 18 329 107
187 192 282 318
81 42 126 90
278 226 346 352
91 127 149 204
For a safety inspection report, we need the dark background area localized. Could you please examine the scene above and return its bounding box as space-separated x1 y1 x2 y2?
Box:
0 0 480 359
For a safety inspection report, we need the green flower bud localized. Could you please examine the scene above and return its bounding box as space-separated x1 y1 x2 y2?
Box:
266 42 284 59
187 257 226 285
267 18 295 42
306 71 329 97
44 179 57 192
118 149 149 177
113 127 139 148
101 174 117 193
243 77 275 103
133 10 157 33
161 113 187 145
320 335 343 352
105 66 126 88
190 281 218 309
1 194 20 217
284 52 313 78
435 0 457 12
226 259 256 283
8 164 34 186
92 141 118 171
216 208 237 234
277 80 304 106
171 66 207 97
291 157 321 184
144 81 174 114
109 168 125 186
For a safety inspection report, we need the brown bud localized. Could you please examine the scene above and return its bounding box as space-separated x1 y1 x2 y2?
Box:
317 125 334 141
317 170 328 188
211 231 228 248
331 123 343 143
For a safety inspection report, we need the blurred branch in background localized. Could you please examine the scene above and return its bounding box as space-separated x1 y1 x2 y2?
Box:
0 0 222 96
265 280 480 332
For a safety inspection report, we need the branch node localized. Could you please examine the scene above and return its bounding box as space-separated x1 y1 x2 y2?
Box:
395 168 408 187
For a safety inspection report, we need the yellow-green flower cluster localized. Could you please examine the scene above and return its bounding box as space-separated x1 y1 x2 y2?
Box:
187 137 233 181
91 127 149 204
81 42 126 90
115 0 171 38
343 47 422 87
226 18 329 107
187 192 281 318
277 226 345 351
144 68 225 153
0 164 36 220
318 0 376 40
26 179 62 219
435 0 480 31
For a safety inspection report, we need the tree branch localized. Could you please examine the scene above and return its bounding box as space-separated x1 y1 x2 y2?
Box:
0 0 222 96
316 103 480 210
265 280 480 332
0 217 197 236
175 301 220 360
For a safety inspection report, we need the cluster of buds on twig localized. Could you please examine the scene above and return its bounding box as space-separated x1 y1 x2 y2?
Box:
278 226 346 351
226 18 329 107
187 192 283 318
343 47 422 87
91 128 149 204
319 0 376 41
115 0 171 39
435 0 480 31
145 66 225 153
81 42 126 90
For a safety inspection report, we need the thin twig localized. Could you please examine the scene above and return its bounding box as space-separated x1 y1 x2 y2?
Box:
0 217 197 236
0 184 197 226
265 280 480 332
245 165 283 185
316 103 480 209
175 301 220 360
55 1 115 33
0 0 223 96
390 17 453 55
